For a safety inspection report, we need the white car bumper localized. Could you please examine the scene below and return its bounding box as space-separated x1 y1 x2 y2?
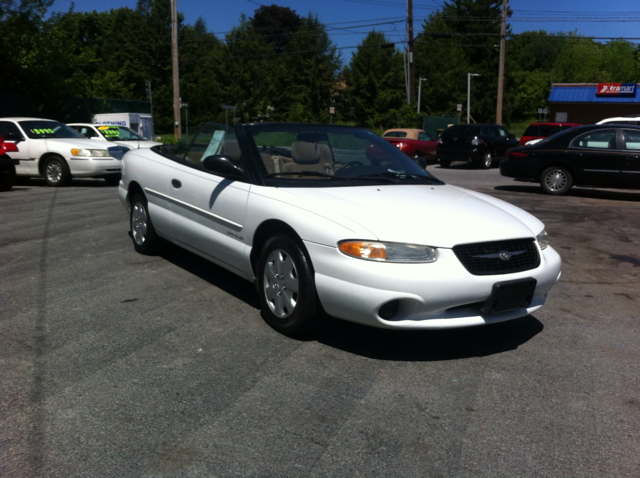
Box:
306 241 562 329
68 157 122 177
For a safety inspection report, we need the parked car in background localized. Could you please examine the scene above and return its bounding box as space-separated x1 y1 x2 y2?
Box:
596 115 640 126
437 123 519 169
382 128 437 164
519 122 581 146
500 124 640 195
68 123 162 150
119 121 561 337
0 117 123 186
0 133 19 191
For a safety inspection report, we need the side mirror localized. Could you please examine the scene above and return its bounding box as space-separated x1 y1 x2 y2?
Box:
202 155 245 179
7 132 24 143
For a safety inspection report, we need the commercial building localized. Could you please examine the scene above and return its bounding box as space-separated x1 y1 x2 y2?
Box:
548 83 640 124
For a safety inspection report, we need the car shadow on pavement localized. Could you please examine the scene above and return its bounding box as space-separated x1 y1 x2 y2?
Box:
495 184 640 201
158 241 262 309
315 315 543 361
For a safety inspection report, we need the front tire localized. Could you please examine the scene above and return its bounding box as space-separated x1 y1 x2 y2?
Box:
540 166 572 195
130 193 161 254
439 158 451 168
256 235 324 336
44 156 71 187
479 150 493 169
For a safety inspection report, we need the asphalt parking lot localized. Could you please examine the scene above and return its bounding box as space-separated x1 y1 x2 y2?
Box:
1 166 639 477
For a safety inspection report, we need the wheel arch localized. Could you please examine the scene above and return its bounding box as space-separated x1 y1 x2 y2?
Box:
126 181 144 209
250 219 309 277
535 161 576 182
38 153 66 176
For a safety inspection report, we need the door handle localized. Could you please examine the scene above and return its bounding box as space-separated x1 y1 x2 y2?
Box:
171 179 182 188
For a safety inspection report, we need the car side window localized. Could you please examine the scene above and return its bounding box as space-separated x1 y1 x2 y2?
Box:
0 121 21 138
418 132 431 141
572 130 617 150
622 130 640 150
497 127 508 138
183 123 244 172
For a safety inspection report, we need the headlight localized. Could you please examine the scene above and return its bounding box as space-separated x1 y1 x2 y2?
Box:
536 230 549 250
71 148 111 157
338 240 437 262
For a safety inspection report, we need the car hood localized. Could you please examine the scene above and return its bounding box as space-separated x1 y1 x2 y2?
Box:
278 184 543 248
112 140 162 149
42 137 115 149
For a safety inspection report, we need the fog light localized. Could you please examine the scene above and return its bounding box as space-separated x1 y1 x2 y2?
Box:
379 300 400 320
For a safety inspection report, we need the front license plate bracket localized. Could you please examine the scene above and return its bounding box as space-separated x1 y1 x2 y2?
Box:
480 278 537 315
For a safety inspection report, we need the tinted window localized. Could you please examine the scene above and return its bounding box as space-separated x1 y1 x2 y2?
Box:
418 132 431 141
572 130 617 150
19 121 84 139
497 127 509 138
444 126 475 138
622 130 640 150
96 125 145 141
523 125 539 137
383 131 407 138
0 121 21 138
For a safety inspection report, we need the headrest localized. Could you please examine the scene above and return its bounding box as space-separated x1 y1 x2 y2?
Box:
291 141 321 164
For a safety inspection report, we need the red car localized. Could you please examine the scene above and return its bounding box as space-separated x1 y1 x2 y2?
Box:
382 128 437 163
0 133 19 191
520 122 581 146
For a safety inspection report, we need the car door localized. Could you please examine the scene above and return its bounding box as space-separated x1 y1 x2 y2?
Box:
166 125 250 276
620 129 640 187
417 131 435 157
568 128 623 187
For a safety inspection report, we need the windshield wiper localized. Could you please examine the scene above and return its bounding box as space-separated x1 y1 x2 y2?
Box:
354 171 439 182
264 171 348 179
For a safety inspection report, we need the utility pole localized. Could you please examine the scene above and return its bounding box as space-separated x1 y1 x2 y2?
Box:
495 0 507 125
171 0 181 140
407 0 415 105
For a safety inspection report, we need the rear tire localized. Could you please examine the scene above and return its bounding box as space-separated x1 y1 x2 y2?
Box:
540 166 572 195
43 156 71 187
130 193 161 254
480 150 493 169
104 175 121 185
439 159 451 168
256 235 324 336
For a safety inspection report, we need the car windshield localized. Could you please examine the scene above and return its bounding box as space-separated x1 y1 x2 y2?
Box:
95 125 145 141
243 123 442 186
534 127 580 146
20 120 84 139
383 131 407 138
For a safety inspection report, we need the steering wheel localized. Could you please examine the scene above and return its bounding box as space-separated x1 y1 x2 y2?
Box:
337 161 364 171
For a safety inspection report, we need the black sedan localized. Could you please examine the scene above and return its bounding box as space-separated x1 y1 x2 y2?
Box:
500 124 640 195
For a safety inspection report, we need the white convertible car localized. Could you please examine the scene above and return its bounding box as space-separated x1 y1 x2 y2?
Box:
119 122 561 336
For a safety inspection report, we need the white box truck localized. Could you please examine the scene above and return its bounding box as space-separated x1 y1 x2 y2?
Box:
92 113 155 140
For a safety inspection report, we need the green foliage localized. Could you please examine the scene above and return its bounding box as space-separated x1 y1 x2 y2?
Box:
1 0 639 132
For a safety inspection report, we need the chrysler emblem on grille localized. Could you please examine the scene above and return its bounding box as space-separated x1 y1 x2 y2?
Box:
471 250 526 261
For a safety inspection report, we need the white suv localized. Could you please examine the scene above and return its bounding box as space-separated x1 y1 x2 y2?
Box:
0 117 123 186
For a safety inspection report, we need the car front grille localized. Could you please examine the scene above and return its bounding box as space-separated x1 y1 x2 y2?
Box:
453 238 540 276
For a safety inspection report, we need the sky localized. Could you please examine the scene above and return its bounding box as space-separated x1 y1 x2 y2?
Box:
48 0 640 59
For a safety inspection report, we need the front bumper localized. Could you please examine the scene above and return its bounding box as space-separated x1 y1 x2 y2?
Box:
306 241 561 329
67 157 122 177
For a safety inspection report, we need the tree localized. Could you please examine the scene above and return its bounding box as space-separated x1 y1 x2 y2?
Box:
341 31 405 129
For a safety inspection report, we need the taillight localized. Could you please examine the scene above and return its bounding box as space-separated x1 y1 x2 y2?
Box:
471 137 483 146
3 142 18 152
396 142 407 150
508 151 528 158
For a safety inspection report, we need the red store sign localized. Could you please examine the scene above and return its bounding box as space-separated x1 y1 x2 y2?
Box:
596 83 637 97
